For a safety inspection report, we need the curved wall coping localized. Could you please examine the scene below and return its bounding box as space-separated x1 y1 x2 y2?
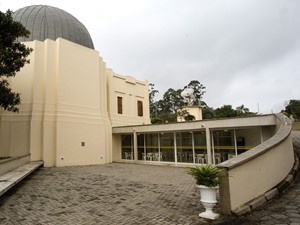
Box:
217 113 294 214
218 116 291 170
0 154 31 176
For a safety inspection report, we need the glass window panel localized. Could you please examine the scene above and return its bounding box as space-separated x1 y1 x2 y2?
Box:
176 132 193 163
121 134 133 160
137 134 145 160
212 130 235 163
235 128 261 154
145 133 159 161
160 133 175 162
194 131 207 164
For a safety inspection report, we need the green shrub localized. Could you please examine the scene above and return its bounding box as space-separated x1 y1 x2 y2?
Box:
187 164 222 187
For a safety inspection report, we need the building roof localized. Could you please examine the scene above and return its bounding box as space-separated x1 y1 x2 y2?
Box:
13 5 94 49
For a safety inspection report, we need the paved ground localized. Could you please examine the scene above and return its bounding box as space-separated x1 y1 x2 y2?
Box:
1 131 299 225
0 163 222 225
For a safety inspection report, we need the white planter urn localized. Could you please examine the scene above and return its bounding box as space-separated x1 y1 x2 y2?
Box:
197 185 219 220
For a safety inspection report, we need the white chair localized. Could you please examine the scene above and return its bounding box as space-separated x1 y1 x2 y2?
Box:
124 152 130 159
154 153 160 161
147 153 153 161
214 153 222 164
196 154 206 164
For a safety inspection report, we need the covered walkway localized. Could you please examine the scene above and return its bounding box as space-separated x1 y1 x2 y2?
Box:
112 114 277 166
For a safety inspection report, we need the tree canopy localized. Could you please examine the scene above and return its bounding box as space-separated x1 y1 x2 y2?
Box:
149 81 206 123
148 81 256 123
184 80 206 106
282 99 300 121
0 10 32 112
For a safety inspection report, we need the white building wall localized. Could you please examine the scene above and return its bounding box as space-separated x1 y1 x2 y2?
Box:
0 38 150 167
107 71 151 127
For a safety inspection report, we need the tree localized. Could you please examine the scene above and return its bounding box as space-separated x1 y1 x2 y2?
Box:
184 80 206 105
158 88 183 114
0 10 32 112
148 80 206 123
148 83 159 117
236 104 249 116
177 108 195 122
215 105 237 118
202 106 215 119
282 99 300 120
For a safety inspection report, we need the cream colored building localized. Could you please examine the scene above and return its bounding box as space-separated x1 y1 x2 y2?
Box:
177 106 203 122
0 5 296 217
0 5 150 167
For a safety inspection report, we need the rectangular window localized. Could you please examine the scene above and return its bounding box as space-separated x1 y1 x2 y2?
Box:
117 96 123 114
137 100 143 116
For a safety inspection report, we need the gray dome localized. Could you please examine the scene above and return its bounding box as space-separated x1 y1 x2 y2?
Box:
13 5 94 49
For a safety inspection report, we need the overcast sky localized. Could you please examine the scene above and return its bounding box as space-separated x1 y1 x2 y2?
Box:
1 0 299 114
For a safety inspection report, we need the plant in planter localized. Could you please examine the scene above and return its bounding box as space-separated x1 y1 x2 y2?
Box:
187 164 222 220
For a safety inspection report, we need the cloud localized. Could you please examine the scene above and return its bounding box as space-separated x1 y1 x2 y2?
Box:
1 0 299 114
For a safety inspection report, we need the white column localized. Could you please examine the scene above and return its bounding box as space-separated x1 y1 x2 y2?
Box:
174 132 177 163
133 131 138 161
192 132 195 164
234 129 237 155
206 127 212 164
158 133 161 161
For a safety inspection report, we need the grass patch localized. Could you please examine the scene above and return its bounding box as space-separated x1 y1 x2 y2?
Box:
293 122 300 131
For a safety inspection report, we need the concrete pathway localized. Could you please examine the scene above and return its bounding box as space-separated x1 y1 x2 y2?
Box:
0 132 299 225
0 163 219 225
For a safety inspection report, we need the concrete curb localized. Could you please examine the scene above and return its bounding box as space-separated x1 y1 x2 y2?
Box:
0 154 31 175
233 151 300 215
0 161 43 197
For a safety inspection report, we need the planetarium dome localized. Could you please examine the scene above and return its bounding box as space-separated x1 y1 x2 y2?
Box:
13 5 94 49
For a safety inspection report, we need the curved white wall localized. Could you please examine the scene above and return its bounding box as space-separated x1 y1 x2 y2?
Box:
218 114 295 214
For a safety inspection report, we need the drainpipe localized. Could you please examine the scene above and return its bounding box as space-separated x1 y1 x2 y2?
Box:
206 127 212 164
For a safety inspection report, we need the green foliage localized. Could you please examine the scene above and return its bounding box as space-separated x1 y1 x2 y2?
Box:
149 80 206 123
213 104 256 119
202 106 215 119
160 88 183 113
176 108 195 122
184 114 195 121
187 164 222 187
215 105 237 118
184 80 206 105
149 83 159 117
282 99 300 121
151 116 164 124
148 81 256 123
0 10 33 112
0 80 21 112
